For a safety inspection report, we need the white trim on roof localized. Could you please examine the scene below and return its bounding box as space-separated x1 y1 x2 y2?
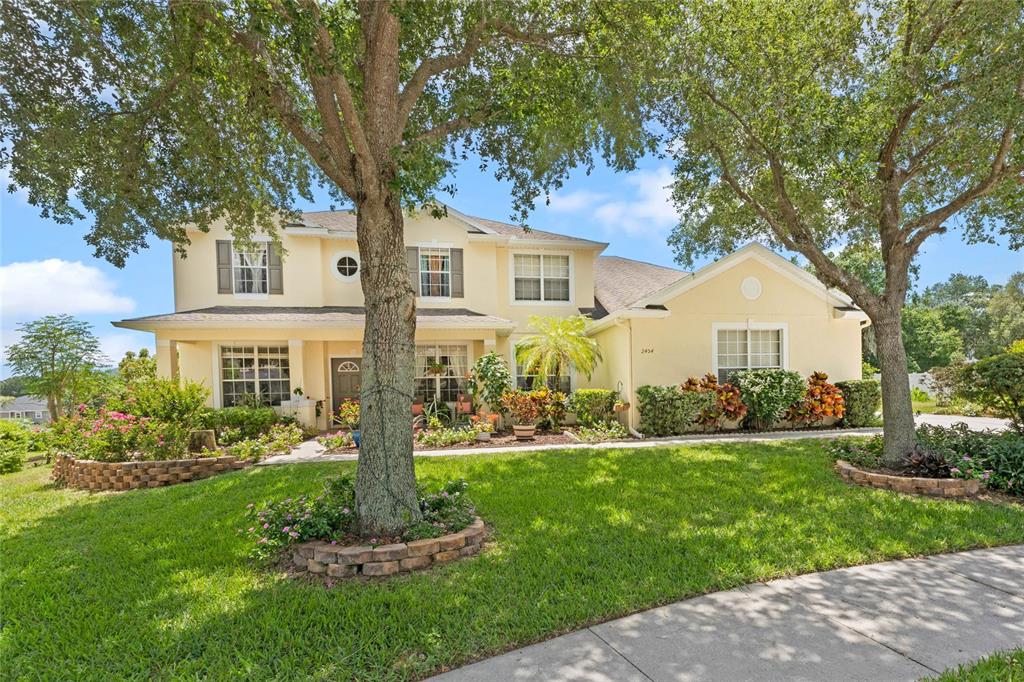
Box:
113 317 517 332
643 243 854 308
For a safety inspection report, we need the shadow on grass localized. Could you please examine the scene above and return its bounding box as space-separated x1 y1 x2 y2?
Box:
2 441 1022 680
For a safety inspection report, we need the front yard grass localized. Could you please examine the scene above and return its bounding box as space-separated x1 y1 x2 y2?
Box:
3 441 1023 680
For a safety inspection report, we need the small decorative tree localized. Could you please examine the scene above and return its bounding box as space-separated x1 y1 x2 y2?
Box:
515 315 602 389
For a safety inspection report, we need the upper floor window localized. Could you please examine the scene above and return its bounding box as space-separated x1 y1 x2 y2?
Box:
332 251 360 281
406 246 464 298
419 247 451 297
513 254 570 302
216 240 283 296
715 326 784 383
233 244 269 294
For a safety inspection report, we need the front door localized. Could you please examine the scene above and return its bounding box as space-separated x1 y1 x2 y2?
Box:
331 357 361 414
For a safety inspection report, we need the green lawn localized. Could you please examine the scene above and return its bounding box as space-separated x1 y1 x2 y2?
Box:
2 442 1023 680
931 649 1024 680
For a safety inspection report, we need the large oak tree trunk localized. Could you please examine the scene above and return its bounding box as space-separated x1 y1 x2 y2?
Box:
872 309 917 466
353 193 422 535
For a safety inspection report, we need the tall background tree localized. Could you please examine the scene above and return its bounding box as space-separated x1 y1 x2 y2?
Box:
4 315 107 420
662 0 1024 464
0 0 661 532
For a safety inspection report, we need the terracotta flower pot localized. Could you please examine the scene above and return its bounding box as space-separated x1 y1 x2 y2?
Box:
513 424 536 440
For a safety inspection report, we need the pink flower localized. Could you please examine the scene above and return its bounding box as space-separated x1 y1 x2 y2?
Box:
282 526 291 533
248 527 255 532
262 523 269 529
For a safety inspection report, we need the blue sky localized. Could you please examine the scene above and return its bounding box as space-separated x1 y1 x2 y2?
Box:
1 154 1021 376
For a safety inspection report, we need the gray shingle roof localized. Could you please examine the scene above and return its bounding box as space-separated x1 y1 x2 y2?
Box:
593 256 690 315
294 208 600 245
116 306 515 328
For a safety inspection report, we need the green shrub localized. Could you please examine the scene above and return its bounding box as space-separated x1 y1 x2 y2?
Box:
960 350 1024 433
836 379 881 427
0 420 30 473
416 426 479 448
113 378 209 429
828 435 884 470
575 421 629 443
636 385 714 437
566 389 617 427
466 352 512 412
200 406 279 440
910 387 932 402
917 423 1024 496
733 369 805 430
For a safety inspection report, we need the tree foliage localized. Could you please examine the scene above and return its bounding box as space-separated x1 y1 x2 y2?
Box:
1 0 660 264
4 315 107 419
659 0 1024 463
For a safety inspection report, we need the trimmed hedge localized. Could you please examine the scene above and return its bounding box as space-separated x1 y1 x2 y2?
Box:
733 369 805 430
567 389 617 427
199 407 280 440
636 385 714 437
835 379 881 427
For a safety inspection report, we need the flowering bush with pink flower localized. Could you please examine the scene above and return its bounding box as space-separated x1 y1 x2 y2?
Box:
241 475 476 559
48 406 190 462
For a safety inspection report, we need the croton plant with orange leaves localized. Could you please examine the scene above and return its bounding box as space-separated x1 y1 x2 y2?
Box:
786 372 845 425
681 373 748 427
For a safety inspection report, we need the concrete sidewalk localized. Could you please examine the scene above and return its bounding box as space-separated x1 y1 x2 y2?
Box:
260 414 1008 465
431 545 1024 682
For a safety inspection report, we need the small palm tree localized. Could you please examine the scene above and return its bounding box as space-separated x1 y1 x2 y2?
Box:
516 315 602 388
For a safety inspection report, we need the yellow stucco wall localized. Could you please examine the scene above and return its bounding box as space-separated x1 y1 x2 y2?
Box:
172 213 600 328
627 258 862 395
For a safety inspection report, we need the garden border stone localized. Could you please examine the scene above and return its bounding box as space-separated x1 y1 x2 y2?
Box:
293 517 487 580
52 453 247 491
835 459 981 498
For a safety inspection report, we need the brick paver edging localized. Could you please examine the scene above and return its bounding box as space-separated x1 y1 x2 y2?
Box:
292 517 487 579
52 453 248 491
835 459 980 497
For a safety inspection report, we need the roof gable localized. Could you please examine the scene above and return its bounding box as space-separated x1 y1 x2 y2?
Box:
593 256 689 314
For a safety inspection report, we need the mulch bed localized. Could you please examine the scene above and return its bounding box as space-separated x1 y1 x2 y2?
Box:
414 431 576 451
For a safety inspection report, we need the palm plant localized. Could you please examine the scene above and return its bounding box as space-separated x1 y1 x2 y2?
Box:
516 315 602 389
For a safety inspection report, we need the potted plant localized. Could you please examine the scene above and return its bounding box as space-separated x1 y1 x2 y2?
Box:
500 391 540 440
335 399 361 447
470 415 492 441
427 358 446 376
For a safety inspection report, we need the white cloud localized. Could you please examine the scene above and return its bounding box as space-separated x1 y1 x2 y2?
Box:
547 189 609 213
0 259 136 316
547 167 681 239
591 166 679 237
99 332 153 366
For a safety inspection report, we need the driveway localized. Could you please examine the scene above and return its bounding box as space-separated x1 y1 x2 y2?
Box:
915 413 1011 432
431 545 1024 681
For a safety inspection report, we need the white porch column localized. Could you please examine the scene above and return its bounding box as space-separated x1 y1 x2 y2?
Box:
156 339 178 380
288 339 305 395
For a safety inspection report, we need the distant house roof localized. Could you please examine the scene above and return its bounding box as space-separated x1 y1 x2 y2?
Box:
592 256 690 315
114 306 517 332
291 206 604 247
1 395 47 411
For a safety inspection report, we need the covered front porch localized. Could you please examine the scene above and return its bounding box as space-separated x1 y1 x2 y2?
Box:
114 306 517 431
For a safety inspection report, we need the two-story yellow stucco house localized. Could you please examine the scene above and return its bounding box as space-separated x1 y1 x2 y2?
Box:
114 205 867 430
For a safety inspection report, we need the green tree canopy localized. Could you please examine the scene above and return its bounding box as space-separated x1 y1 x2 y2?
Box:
0 0 663 534
4 315 107 420
987 272 1024 351
660 0 1024 463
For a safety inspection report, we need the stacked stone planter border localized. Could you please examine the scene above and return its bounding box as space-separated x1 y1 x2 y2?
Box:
52 453 247 491
835 460 981 498
293 517 487 579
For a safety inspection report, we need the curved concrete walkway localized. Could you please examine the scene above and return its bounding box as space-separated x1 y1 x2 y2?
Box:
431 545 1024 681
260 414 1008 465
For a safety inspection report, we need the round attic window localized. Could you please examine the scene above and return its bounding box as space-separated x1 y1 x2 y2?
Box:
740 276 762 300
332 251 360 281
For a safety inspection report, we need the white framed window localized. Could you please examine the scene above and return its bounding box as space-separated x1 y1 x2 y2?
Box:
513 253 571 303
418 247 451 298
220 345 291 406
232 244 269 295
414 344 468 403
712 323 787 383
35 411 44 419
514 349 571 393
331 250 360 281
